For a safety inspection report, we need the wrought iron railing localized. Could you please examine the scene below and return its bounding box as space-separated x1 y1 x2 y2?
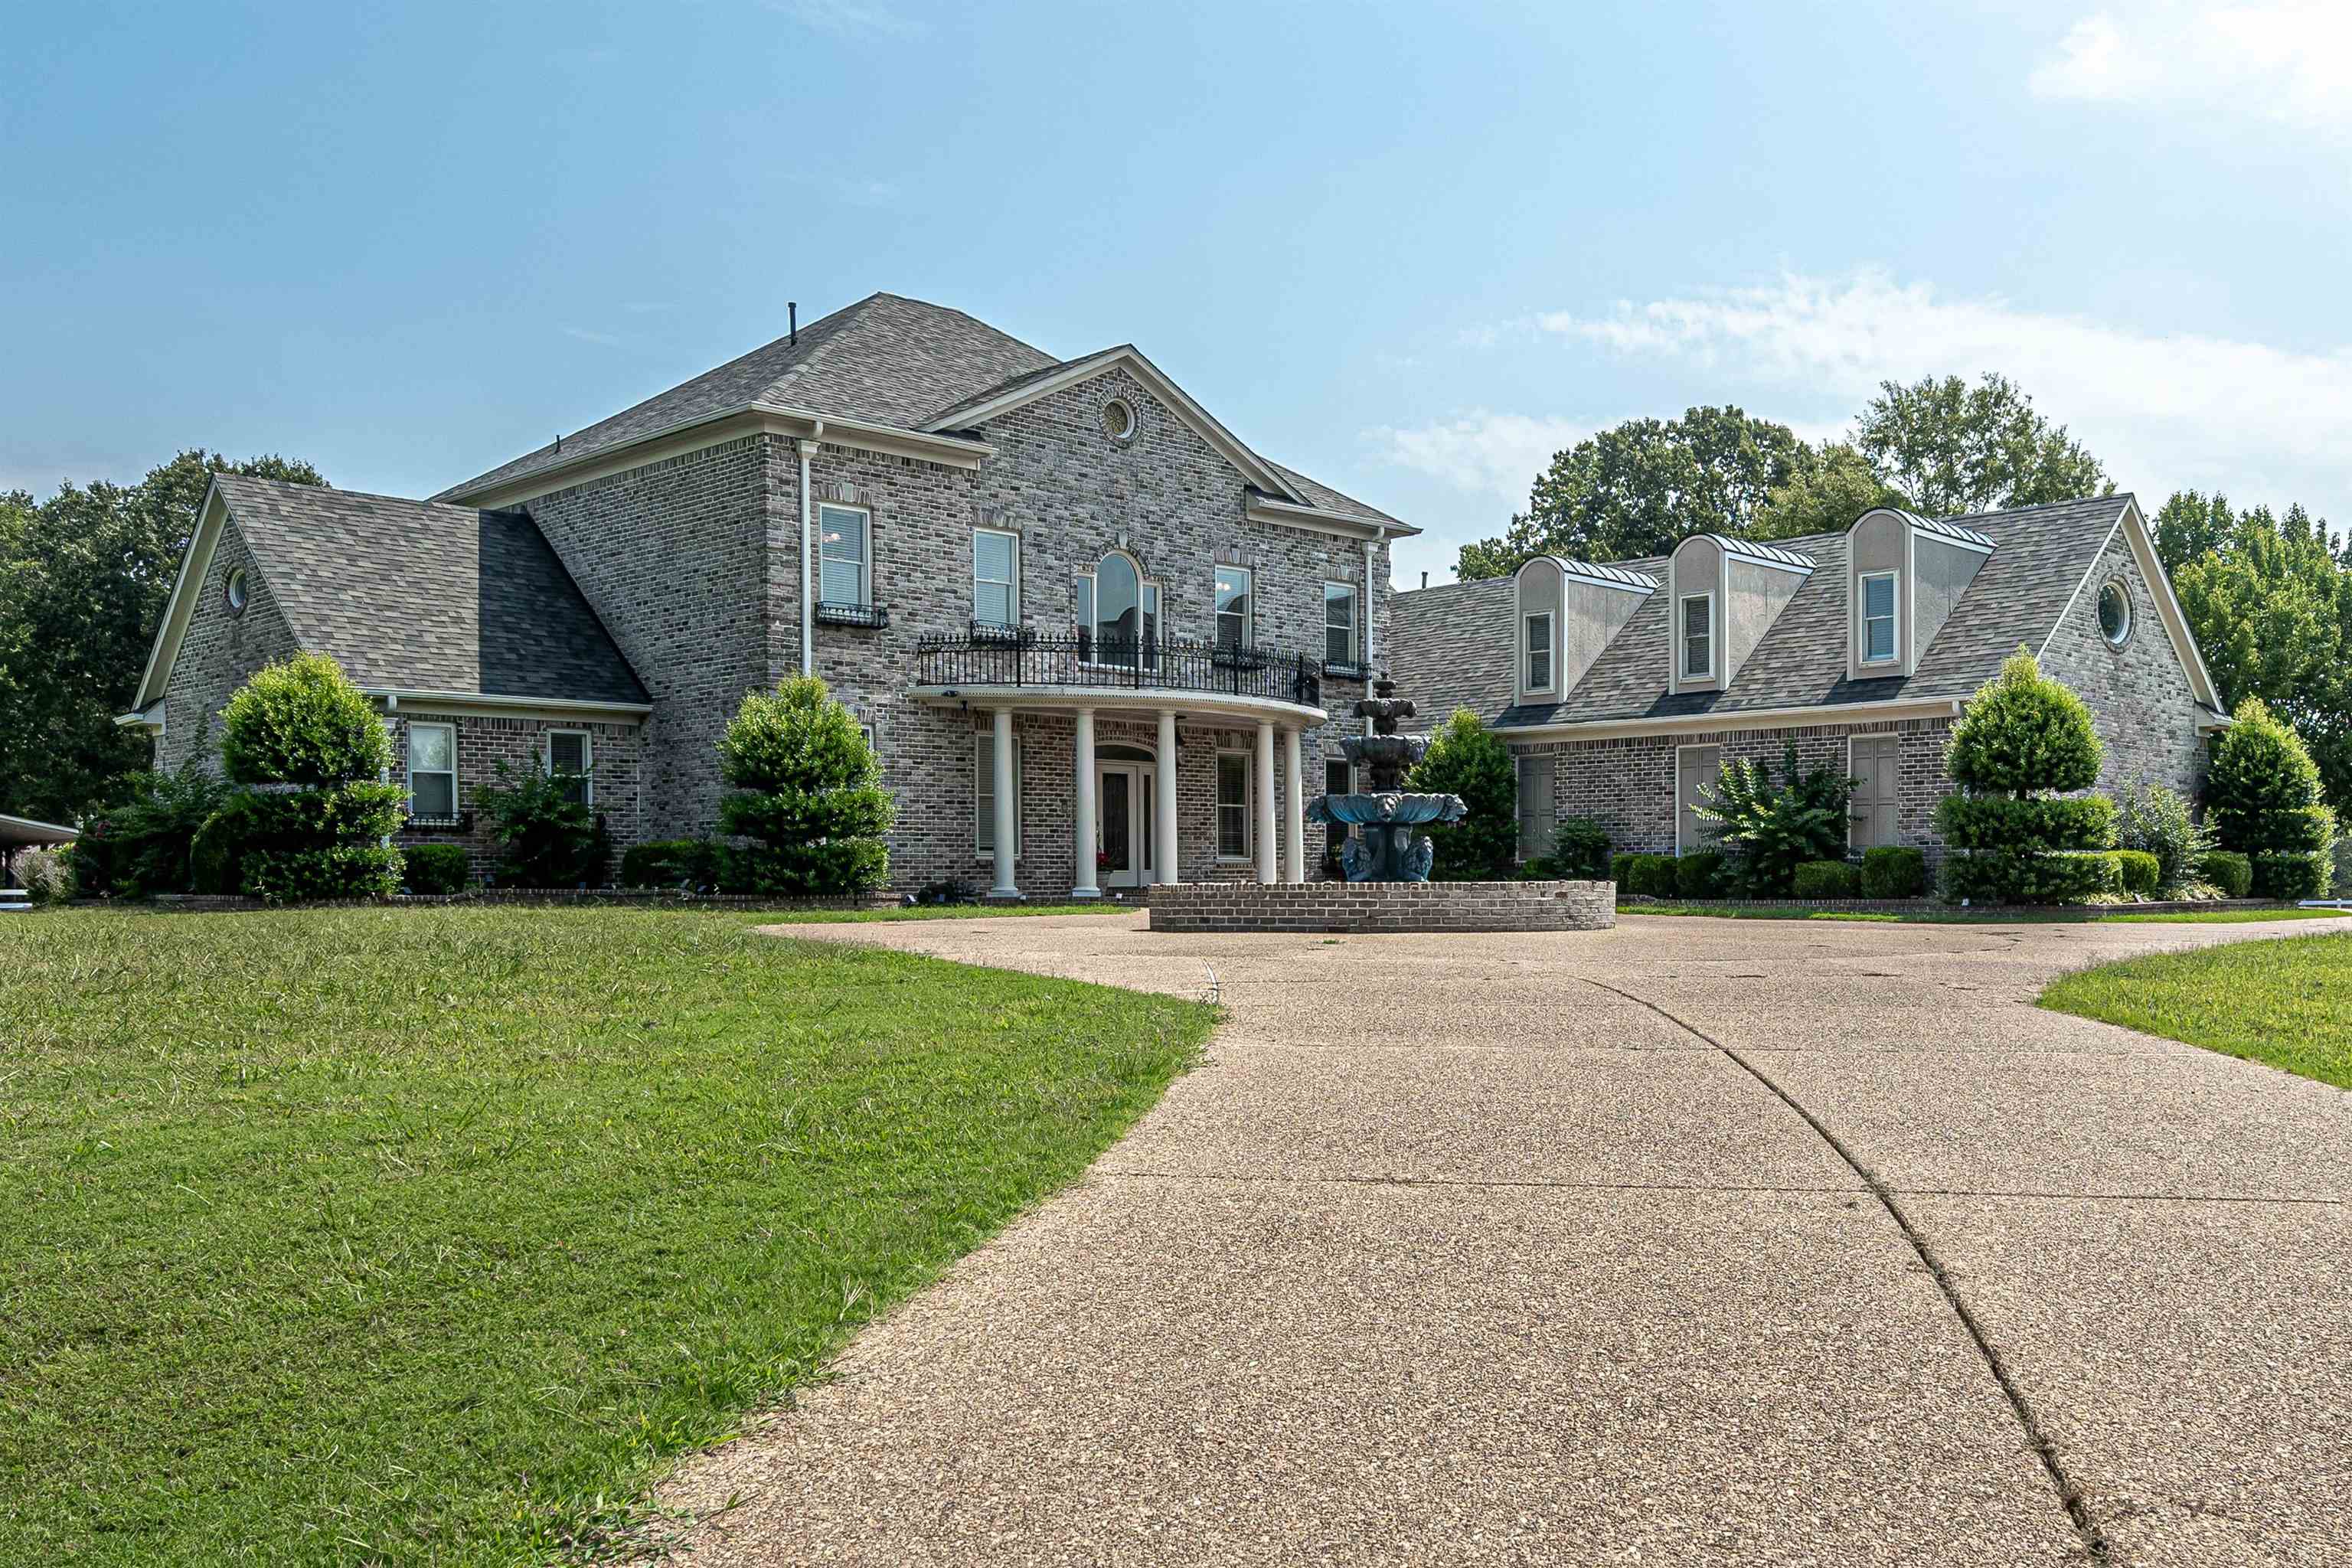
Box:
815 600 890 629
916 632 1324 707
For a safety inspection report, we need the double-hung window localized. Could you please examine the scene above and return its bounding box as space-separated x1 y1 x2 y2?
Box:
975 733 1020 858
1680 594 1713 681
818 504 870 608
546 730 592 807
1524 611 1553 693
406 722 458 822
1324 581 1359 666
1325 758 1351 799
973 527 1018 632
1215 750 1252 860
1214 566 1253 651
1860 572 1898 665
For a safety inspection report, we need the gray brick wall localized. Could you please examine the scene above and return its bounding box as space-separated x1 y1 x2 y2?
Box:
158 518 302 769
1147 878 1615 933
2036 531 2207 800
384 710 644 881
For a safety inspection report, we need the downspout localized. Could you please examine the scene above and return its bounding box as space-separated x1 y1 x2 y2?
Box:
797 421 824 677
1361 527 1385 737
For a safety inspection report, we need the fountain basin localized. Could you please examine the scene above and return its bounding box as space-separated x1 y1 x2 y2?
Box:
1148 878 1616 934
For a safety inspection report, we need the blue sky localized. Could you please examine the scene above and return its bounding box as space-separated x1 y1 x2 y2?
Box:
7 0 2349 586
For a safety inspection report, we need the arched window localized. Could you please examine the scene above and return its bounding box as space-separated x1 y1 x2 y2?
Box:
1076 550 1158 669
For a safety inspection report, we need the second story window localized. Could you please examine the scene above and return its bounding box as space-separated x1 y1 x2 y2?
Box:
1214 566 1253 650
1681 594 1713 681
1860 572 1898 664
1524 611 1553 693
818 504 870 608
973 527 1018 631
1324 581 1359 666
1084 551 1157 668
406 721 457 822
546 730 593 807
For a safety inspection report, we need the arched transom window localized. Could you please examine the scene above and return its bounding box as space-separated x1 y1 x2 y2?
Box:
1073 550 1161 668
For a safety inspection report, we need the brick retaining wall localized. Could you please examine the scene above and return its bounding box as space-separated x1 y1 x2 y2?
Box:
1147 879 1615 934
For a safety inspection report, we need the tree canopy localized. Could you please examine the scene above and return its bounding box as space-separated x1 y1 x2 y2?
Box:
1851 373 2109 518
0 449 324 824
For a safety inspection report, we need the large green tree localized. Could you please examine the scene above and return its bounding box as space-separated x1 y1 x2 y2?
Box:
0 450 324 824
2155 491 2351 815
1852 372 2109 518
1455 406 1813 578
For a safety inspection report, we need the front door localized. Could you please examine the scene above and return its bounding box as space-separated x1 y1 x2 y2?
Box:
1850 736 1901 848
1676 745 1720 854
1099 763 1156 887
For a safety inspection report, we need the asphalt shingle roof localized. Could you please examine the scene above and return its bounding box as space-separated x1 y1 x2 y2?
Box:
218 475 648 705
1478 496 2135 728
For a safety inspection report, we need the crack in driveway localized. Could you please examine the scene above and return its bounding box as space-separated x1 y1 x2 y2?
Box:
1579 975 2122 1566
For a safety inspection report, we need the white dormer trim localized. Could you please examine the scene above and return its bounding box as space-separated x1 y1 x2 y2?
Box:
1523 609 1557 695
1857 569 1901 668
1677 592 1717 683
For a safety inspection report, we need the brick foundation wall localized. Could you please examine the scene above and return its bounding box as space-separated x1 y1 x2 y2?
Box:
1147 878 1615 933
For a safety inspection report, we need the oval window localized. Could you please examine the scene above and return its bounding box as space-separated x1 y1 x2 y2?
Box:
2096 580 2132 646
225 567 250 614
1101 399 1135 441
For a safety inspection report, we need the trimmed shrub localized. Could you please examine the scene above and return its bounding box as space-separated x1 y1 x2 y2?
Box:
1945 849 2123 904
1934 793 2116 852
220 652 393 786
1858 845 1927 899
476 764 610 888
1694 742 1856 895
78 755 234 897
403 844 471 894
244 845 404 903
188 808 247 896
2113 850 2162 897
1792 859 1860 899
1548 815 1612 880
2253 851 2331 900
1614 853 1671 897
1943 647 2102 795
2114 779 2213 893
16 846 75 905
1406 709 1518 881
620 838 727 890
2198 850 2253 899
2206 697 2326 854
717 677 893 895
1674 850 1727 897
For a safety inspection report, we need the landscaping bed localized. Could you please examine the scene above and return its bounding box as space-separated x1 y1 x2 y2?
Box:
0 906 1214 1566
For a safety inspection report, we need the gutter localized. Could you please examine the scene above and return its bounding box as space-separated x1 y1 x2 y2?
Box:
359 687 654 719
1500 694 1965 743
799 420 823 676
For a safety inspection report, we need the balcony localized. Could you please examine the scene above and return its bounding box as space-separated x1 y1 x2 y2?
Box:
916 632 1324 709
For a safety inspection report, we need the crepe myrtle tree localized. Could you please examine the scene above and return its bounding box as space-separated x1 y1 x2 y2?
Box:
717 676 893 893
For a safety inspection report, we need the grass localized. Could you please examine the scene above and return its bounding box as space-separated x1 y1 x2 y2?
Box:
1622 902 2352 925
2040 932 2352 1089
0 906 1214 1566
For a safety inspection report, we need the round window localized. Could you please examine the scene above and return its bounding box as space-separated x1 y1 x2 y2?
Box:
1101 399 1135 441
225 567 250 615
2097 580 2132 646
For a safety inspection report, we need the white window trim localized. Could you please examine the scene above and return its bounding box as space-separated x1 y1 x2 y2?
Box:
1859 571 1900 666
406 720 459 823
1077 552 1161 672
1215 564 1255 651
975 732 1021 861
1679 593 1716 683
2097 578 2135 648
1214 746 1254 863
972 525 1020 630
1322 580 1361 666
1674 742 1721 857
544 728 594 805
817 502 872 608
1523 610 1556 694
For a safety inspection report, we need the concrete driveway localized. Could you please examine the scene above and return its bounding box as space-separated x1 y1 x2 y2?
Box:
660 912 2351 1567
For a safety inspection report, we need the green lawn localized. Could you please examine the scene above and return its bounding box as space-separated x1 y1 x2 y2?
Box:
1623 903 2352 926
2040 931 2352 1089
0 907 1213 1566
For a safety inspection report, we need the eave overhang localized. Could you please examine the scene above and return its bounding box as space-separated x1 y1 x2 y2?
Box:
1498 694 1964 743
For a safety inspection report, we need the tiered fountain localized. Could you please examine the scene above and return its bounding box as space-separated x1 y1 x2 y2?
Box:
1308 677 1465 881
1145 673 1616 934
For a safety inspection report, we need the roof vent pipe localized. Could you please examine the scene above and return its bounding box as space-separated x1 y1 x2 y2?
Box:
789 302 797 345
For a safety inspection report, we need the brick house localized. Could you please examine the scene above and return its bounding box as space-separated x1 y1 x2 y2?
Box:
119 293 1410 893
1388 496 2230 869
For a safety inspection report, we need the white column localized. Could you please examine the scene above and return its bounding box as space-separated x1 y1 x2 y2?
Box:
1072 708 1100 898
1282 727 1306 884
1155 709 1180 885
1255 719 1278 885
990 708 1021 900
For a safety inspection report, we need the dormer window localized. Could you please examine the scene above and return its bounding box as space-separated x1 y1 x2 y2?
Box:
1680 593 1713 681
1860 571 1898 665
1524 611 1554 692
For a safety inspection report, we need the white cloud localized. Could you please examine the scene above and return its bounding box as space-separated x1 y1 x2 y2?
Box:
2030 3 2352 132
561 326 625 347
1366 411 1589 508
